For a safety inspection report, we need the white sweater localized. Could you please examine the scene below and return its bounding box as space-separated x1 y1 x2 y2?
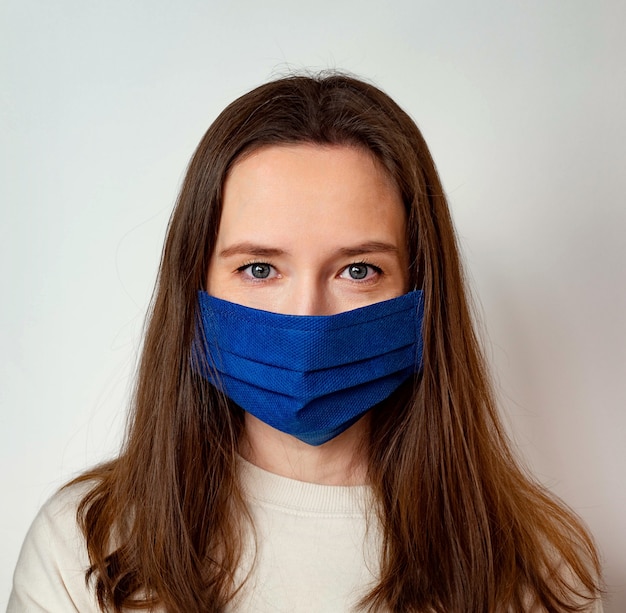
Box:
8 461 604 612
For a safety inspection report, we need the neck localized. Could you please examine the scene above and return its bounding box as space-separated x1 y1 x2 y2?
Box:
239 412 371 486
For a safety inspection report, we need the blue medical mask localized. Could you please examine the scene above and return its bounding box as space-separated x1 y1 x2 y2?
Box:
195 291 424 446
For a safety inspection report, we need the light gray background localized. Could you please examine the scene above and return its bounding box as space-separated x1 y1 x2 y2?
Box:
2 1 624 609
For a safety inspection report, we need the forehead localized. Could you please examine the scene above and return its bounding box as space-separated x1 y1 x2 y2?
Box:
220 144 403 232
228 142 397 190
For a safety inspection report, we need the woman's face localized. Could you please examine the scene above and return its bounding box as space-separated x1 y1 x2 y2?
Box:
207 144 409 315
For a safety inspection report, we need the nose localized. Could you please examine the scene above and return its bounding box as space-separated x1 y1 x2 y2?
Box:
285 278 333 316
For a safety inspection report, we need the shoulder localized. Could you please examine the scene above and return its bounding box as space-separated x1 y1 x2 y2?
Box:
8 480 101 612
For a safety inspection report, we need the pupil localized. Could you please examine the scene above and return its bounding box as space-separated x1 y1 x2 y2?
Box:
252 264 270 278
349 265 367 280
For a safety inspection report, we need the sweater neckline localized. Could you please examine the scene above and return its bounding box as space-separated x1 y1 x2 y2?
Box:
238 456 374 517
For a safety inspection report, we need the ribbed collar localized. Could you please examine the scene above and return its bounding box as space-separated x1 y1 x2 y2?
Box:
238 457 375 517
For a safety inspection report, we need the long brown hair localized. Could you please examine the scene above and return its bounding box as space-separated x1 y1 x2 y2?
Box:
72 73 602 611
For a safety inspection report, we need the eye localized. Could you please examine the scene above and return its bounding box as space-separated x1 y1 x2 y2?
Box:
237 262 277 280
339 263 382 281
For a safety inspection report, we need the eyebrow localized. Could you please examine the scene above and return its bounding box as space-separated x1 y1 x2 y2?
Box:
336 241 400 257
217 242 288 258
217 240 400 259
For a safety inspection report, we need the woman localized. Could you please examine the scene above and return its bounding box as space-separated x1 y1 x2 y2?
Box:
9 73 603 612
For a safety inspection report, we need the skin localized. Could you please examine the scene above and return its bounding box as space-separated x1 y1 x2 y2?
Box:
207 144 409 485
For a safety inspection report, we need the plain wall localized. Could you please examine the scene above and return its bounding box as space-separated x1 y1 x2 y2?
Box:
1 0 624 609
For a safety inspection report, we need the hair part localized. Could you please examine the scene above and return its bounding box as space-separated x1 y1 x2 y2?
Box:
70 72 602 612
